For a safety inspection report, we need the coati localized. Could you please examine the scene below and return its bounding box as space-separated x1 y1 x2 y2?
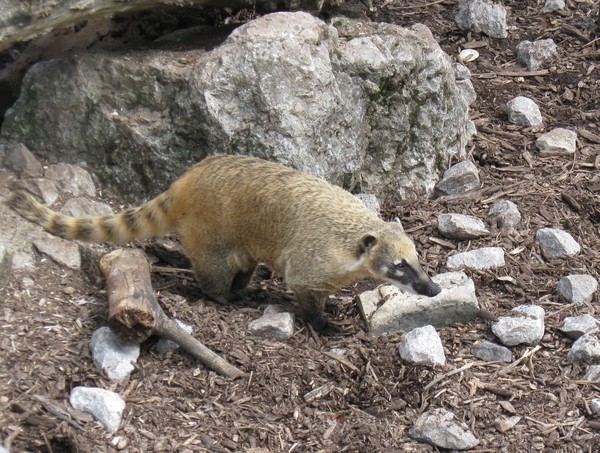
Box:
8 155 441 332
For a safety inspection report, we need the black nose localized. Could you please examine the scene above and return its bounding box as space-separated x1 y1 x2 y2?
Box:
415 280 441 297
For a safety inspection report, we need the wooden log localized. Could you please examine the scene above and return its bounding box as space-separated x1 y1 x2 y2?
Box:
99 248 246 379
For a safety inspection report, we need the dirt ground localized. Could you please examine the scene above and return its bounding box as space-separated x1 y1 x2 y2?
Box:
1 0 600 451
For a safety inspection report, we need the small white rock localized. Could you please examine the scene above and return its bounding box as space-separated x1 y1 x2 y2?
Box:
248 310 295 341
506 96 543 127
584 365 600 381
536 128 577 154
536 228 581 258
557 274 598 305
399 325 446 366
472 339 512 362
459 48 479 63
455 0 508 39
410 407 480 450
437 213 489 240
70 386 125 433
541 0 566 14
436 161 481 196
488 200 521 229
90 327 140 381
447 246 505 270
516 39 557 70
591 399 600 415
492 305 545 346
567 334 600 364
560 314 600 339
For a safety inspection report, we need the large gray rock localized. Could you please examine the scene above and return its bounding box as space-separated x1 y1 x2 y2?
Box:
360 272 480 335
516 39 557 70
557 274 598 305
536 228 580 258
568 334 600 365
2 12 474 202
505 96 543 127
446 246 505 270
32 235 81 269
437 213 489 240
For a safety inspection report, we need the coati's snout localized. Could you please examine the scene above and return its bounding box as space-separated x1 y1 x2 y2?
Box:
360 223 441 298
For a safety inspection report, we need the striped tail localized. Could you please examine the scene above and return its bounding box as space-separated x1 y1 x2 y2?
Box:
7 190 175 242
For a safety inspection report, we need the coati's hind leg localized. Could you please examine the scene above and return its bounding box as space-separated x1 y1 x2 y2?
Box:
290 287 338 335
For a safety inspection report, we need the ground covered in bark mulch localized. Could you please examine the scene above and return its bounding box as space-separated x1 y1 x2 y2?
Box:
1 1 600 451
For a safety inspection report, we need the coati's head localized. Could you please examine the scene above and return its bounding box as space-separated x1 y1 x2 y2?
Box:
359 221 441 297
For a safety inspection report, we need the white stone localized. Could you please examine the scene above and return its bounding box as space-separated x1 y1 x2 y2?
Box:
364 272 479 335
560 314 599 339
536 128 577 154
248 311 295 341
472 339 512 362
536 228 580 258
455 0 508 38
399 325 446 366
90 327 140 381
69 386 125 433
591 399 600 415
436 161 481 196
155 319 194 353
557 274 598 305
506 96 543 127
437 213 489 240
567 334 600 364
446 247 505 270
410 408 479 450
516 39 557 70
541 0 566 14
458 49 479 63
492 305 545 346
488 199 521 228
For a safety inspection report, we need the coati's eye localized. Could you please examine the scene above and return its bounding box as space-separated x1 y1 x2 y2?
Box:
394 261 406 271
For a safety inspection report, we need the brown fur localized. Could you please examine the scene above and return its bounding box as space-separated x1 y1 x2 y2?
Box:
8 155 440 332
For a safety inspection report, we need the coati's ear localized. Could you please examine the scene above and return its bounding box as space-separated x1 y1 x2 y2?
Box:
393 217 404 232
358 233 378 256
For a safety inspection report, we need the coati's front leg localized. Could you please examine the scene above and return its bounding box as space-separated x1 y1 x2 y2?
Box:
291 287 338 334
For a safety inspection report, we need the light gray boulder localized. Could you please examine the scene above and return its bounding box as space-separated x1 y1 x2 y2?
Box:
557 274 598 305
492 305 545 346
488 199 521 228
410 408 479 450
359 272 479 335
536 128 577 154
591 399 600 415
472 339 512 362
2 142 43 177
505 96 543 127
90 326 140 381
455 0 508 38
399 325 446 366
69 386 125 433
437 213 489 240
2 12 474 202
516 39 557 70
446 246 505 270
536 228 580 258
